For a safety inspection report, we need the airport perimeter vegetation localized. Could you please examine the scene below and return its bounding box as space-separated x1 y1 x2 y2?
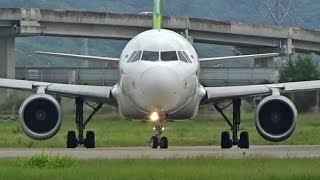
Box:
0 155 319 180
1 108 320 179
0 109 319 148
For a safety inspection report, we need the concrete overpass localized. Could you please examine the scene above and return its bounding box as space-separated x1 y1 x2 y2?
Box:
0 8 320 79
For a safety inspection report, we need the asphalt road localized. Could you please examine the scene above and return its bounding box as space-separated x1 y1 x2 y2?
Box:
0 145 320 159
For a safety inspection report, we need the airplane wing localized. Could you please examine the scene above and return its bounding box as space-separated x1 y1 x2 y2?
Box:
36 51 119 63
199 53 279 62
0 78 117 105
201 80 320 105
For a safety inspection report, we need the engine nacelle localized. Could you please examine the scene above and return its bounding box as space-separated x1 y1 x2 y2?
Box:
19 94 62 140
255 95 297 142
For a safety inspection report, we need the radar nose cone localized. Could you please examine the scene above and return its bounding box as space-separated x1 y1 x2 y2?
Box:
137 66 181 112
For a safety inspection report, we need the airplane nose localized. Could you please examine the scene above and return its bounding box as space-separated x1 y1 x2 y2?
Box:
136 66 181 112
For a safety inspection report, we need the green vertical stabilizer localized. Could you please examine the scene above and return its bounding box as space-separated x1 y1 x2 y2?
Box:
153 0 163 30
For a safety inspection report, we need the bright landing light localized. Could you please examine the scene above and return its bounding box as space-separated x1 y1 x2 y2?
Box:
149 112 159 122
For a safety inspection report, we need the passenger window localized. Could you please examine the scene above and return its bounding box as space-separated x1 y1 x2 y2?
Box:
127 51 137 63
182 51 192 63
161 51 179 61
141 51 159 61
132 51 142 62
178 51 188 63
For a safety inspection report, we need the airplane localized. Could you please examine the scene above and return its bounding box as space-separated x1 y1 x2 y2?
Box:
0 0 316 149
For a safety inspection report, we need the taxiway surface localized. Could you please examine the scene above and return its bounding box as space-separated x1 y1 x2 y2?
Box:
0 146 320 159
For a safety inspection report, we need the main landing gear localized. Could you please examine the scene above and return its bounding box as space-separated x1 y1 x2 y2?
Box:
214 99 249 149
149 120 168 149
67 97 102 148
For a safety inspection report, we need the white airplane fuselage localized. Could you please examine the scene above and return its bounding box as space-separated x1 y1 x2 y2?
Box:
112 29 206 120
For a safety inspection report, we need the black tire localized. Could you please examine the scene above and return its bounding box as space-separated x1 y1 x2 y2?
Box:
239 131 249 149
160 137 168 149
150 136 158 149
67 131 77 148
221 131 232 149
85 131 95 148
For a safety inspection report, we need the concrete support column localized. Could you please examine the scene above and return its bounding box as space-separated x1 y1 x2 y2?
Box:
181 29 193 44
281 38 294 55
280 28 295 55
0 37 15 79
0 37 16 104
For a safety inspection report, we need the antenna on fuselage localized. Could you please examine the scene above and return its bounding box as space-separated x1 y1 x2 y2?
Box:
153 0 163 30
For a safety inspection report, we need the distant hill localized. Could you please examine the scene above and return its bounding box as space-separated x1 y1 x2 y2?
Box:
1 0 319 67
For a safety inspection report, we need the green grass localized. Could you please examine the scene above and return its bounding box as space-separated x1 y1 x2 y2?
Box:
12 154 75 169
0 157 320 180
1 111 320 180
1 110 320 148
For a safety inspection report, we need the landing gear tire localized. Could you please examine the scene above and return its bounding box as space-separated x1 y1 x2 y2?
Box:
221 131 232 149
238 131 249 149
160 136 168 149
67 131 77 148
85 131 95 148
150 136 158 149
65 98 102 148
215 99 250 149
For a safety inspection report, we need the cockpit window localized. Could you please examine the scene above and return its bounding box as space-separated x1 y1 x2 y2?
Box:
128 50 192 63
141 51 159 61
127 51 137 63
178 51 189 63
182 51 192 63
161 51 179 61
132 51 142 62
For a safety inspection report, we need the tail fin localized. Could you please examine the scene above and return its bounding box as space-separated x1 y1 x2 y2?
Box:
153 0 163 30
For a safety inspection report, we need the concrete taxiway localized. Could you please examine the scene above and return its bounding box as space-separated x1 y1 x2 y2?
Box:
0 146 320 159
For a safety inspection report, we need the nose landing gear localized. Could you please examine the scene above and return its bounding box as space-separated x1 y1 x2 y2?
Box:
149 120 168 149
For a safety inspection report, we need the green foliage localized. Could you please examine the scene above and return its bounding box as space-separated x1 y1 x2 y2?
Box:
279 54 320 82
75 80 94 85
257 79 274 84
0 93 26 114
279 54 320 112
12 154 75 169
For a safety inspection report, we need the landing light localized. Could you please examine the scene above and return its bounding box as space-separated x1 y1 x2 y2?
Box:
149 112 159 122
152 127 165 131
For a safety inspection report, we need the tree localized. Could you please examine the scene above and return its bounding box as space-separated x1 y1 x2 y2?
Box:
279 54 320 112
279 54 319 83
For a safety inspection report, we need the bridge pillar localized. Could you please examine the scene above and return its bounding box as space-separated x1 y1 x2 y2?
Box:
0 37 15 79
280 38 294 55
0 37 16 104
181 29 193 43
280 28 295 55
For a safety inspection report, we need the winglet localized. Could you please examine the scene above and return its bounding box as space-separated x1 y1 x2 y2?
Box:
153 0 163 30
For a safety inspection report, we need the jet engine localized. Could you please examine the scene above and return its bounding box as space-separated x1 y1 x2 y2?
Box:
255 95 297 142
19 94 62 140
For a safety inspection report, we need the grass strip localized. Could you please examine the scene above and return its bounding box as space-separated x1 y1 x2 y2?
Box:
0 156 319 180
